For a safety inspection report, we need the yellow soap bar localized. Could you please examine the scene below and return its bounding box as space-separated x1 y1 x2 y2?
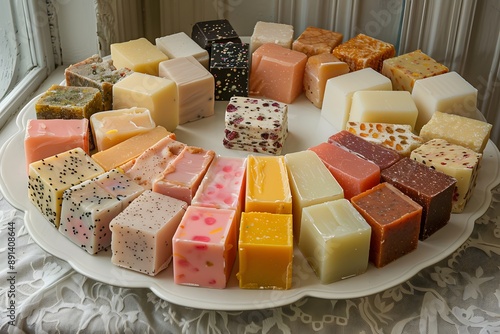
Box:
110 37 168 76
237 212 293 290
245 155 292 214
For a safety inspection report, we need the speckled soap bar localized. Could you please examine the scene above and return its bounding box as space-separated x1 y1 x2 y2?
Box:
210 42 249 101
191 19 241 54
292 26 343 57
250 21 294 54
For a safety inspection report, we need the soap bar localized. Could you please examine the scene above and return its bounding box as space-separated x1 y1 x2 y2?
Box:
90 107 156 151
159 56 215 123
245 155 292 214
93 168 145 208
191 19 241 54
109 190 187 276
292 26 343 57
412 71 478 132
113 72 179 132
328 130 401 170
309 142 380 200
110 37 168 76
237 212 293 290
284 150 344 239
249 43 307 104
156 32 210 68
299 199 371 283
348 90 419 129
152 146 215 205
172 206 237 289
410 139 482 213
321 68 392 130
250 21 294 54
381 157 456 240
303 53 350 108
381 50 449 92
351 182 422 268
28 147 105 228
419 111 492 153
65 54 132 111
332 33 395 72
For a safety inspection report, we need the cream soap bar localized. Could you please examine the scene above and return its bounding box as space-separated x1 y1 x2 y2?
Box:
111 37 168 76
250 21 294 54
292 26 343 57
284 150 344 240
321 68 392 130
156 32 209 68
299 199 371 283
113 72 179 132
172 206 237 289
245 155 292 214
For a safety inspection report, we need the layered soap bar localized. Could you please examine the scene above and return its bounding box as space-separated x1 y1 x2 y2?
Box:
110 37 168 76
172 206 238 289
299 199 371 283
351 183 422 268
292 26 343 57
110 190 187 276
156 32 210 68
191 19 241 54
245 155 292 214
381 157 456 240
309 142 380 200
250 21 294 54
237 212 293 290
411 139 482 213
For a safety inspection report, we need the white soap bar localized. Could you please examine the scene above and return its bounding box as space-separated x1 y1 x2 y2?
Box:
250 21 294 54
156 32 210 68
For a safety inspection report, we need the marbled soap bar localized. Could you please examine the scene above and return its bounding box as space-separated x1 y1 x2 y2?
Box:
28 148 105 228
284 150 344 240
299 199 371 283
411 139 482 213
309 142 380 200
245 155 292 214
110 190 187 276
191 19 241 54
172 206 237 289
249 43 307 104
292 26 343 57
381 157 456 240
237 212 293 290
303 53 350 108
332 33 395 72
351 182 422 268
156 32 209 68
159 56 214 123
111 37 168 76
210 42 249 101
419 111 492 153
250 21 294 54
381 50 448 92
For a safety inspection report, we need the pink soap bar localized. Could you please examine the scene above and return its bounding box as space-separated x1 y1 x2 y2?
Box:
152 146 215 204
172 206 238 288
24 118 89 172
309 142 380 199
249 43 307 104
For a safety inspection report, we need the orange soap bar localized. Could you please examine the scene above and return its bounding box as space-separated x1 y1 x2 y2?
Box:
292 26 343 57
309 142 380 200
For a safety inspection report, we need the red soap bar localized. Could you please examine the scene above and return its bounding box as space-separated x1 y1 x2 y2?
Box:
351 182 422 268
309 142 380 199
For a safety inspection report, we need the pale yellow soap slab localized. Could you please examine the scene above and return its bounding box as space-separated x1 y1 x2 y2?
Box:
111 37 168 76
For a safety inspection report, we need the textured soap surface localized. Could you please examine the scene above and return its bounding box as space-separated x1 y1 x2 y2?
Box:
250 21 294 54
110 37 168 76
191 19 241 53
292 26 343 57
156 32 209 68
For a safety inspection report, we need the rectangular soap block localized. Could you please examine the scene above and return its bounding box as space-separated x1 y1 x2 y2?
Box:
156 32 209 69
250 21 294 54
191 19 241 54
245 155 292 214
299 199 371 283
93 168 145 207
109 190 188 276
172 206 238 289
237 212 293 290
110 37 168 76
292 26 343 57
351 182 422 268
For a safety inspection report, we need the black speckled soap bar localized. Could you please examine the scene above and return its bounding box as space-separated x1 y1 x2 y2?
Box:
191 19 241 54
210 42 249 101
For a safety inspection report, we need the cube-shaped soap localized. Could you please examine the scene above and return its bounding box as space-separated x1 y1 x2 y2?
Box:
332 33 395 72
351 182 422 268
249 43 307 104
172 206 238 289
381 49 448 92
113 72 178 132
410 139 482 213
237 212 293 290
93 168 146 208
191 19 241 54
381 157 456 240
159 56 215 123
210 42 250 101
156 32 210 68
250 21 294 54
110 37 168 76
109 190 187 276
292 26 343 57
299 199 371 283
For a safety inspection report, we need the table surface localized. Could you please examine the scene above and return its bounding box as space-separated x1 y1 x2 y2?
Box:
2 69 500 334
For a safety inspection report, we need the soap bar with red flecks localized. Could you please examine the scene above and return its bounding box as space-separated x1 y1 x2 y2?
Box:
292 26 343 57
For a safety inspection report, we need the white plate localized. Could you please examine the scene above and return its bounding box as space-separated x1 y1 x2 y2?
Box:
1 93 499 311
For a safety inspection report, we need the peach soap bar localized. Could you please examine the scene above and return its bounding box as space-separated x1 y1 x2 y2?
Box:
351 183 422 268
110 37 168 76
292 26 343 57
250 21 294 54
172 206 238 289
156 32 209 69
299 199 371 283
109 190 187 276
237 212 293 290
245 155 292 214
